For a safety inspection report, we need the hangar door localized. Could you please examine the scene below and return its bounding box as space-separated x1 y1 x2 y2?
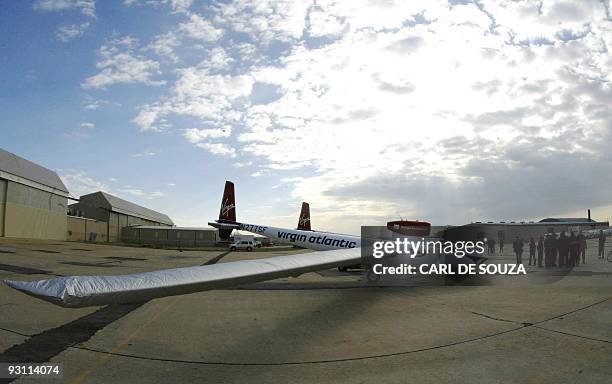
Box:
0 178 6 236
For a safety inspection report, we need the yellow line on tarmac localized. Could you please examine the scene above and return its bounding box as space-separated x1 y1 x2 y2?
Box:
70 298 179 384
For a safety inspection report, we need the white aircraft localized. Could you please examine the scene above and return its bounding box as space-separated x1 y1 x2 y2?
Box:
1 181 367 308
209 181 361 251
7 180 573 309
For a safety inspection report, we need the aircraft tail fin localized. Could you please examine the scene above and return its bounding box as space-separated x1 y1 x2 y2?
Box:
219 181 236 222
297 202 311 231
217 181 237 240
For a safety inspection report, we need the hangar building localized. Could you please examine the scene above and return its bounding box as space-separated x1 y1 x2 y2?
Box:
0 148 69 240
444 218 609 243
122 226 218 247
69 191 174 242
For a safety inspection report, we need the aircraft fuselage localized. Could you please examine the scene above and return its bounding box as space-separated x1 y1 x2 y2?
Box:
238 222 361 251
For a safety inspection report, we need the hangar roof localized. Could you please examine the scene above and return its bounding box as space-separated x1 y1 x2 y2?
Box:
0 147 68 193
80 191 174 226
539 218 594 223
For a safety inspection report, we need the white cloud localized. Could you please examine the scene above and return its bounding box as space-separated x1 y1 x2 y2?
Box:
481 0 606 44
132 149 156 157
133 70 253 131
127 0 612 231
250 170 271 177
206 47 234 70
179 14 224 42
235 43 259 61
145 14 225 63
196 142 237 157
34 0 96 17
147 31 181 62
84 101 100 110
173 69 253 101
82 36 165 89
57 22 90 42
80 122 95 129
213 0 310 42
169 0 193 13
183 126 231 143
306 5 346 38
124 0 192 13
82 97 121 110
248 1 612 230
119 187 166 199
60 171 110 198
61 171 165 201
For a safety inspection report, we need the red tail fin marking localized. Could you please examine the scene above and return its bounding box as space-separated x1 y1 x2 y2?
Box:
219 181 236 222
297 202 311 231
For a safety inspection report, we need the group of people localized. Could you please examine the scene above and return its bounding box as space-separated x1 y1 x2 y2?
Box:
540 232 587 268
486 238 504 254
493 230 608 267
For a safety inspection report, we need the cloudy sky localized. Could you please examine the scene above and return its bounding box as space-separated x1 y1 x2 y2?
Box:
1 0 611 233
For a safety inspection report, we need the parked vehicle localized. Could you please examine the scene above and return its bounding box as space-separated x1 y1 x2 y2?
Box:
231 235 262 248
229 240 257 251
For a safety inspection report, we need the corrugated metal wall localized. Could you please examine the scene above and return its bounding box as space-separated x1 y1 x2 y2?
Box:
126 215 152 227
108 212 121 242
68 194 109 222
138 227 168 245
109 214 164 242
122 226 140 243
69 194 170 243
3 181 67 240
167 229 195 247
67 216 107 242
122 227 218 247
0 179 6 236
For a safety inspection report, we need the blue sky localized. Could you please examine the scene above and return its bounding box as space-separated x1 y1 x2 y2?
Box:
1 0 296 228
1 1 611 233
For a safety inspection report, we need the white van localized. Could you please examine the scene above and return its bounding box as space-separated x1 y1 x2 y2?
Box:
229 240 257 251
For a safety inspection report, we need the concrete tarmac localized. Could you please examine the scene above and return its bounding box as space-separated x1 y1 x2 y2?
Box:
0 238 610 383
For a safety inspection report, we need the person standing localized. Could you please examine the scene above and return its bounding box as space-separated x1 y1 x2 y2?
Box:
528 237 536 266
544 233 554 268
598 230 606 259
537 235 544 267
558 232 569 268
568 232 579 267
499 238 504 254
551 231 558 267
513 236 524 265
579 233 587 264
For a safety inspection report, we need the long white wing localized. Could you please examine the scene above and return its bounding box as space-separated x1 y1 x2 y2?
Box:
1 248 360 308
